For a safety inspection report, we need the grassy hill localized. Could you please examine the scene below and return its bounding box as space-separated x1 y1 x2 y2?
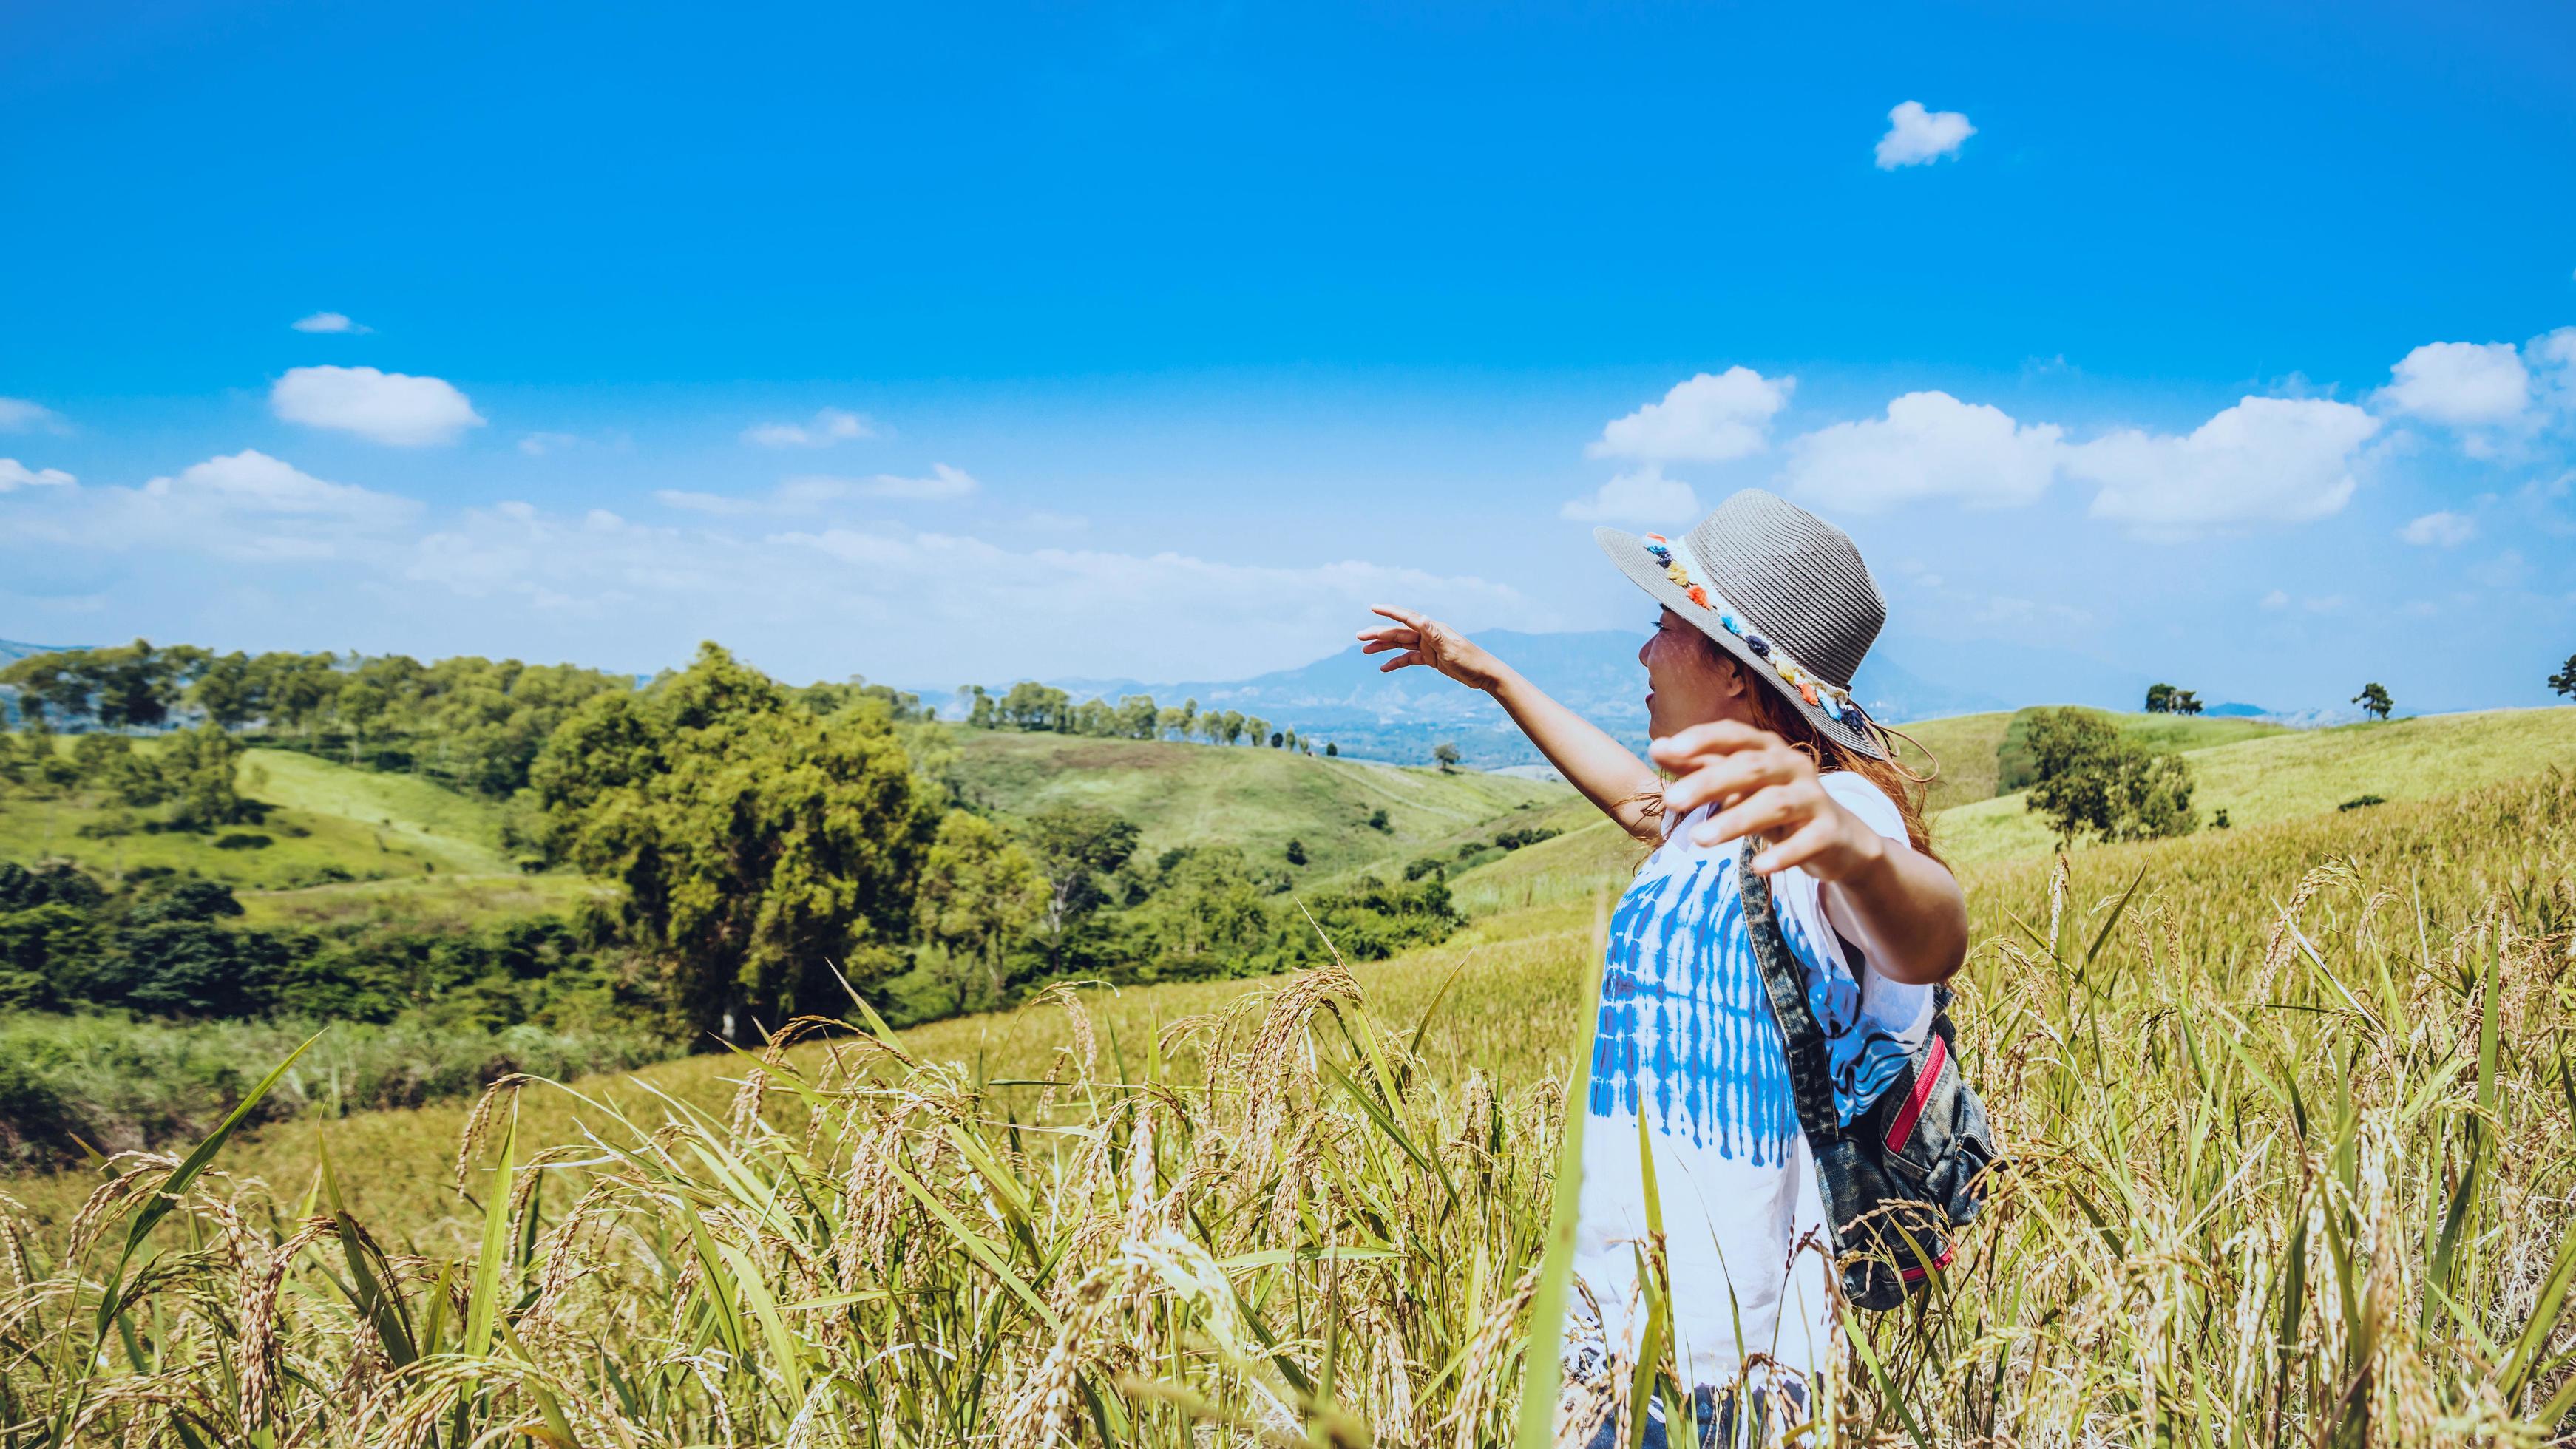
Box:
1893 706 2286 812
0 746 506 887
1935 705 2574 863
0 744 606 929
947 729 1571 881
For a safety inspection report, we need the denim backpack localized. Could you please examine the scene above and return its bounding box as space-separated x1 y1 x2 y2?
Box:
1738 840 2002 1311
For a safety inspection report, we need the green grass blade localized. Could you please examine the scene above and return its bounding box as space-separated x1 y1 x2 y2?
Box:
1515 889 1607 1449
92 1028 324 1340
462 1097 518 1360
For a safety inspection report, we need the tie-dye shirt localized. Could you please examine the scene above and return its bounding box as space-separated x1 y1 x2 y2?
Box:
1567 771 1932 1398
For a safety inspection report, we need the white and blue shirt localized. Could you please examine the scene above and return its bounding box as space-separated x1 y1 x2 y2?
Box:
1568 771 1932 1398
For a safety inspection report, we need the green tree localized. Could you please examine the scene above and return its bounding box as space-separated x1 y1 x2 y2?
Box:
1017 804 1141 977
163 722 247 829
27 719 76 790
2549 654 2575 699
996 681 1072 732
0 641 206 730
2170 689 2203 716
1433 741 1462 772
913 811 1045 1012
1115 694 1159 740
1131 846 1274 976
254 652 343 736
2144 682 2175 713
0 861 104 1009
1284 838 1306 866
1324 741 1338 757
2023 707 2200 846
534 642 938 1039
2353 682 2393 720
190 650 260 729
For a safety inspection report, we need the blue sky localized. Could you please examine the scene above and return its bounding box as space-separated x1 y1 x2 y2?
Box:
4 0 2573 712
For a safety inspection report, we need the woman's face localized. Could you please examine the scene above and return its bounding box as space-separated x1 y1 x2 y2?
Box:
1639 607 1755 740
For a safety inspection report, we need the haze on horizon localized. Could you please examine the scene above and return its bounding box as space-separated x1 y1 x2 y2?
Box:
4 1 2574 716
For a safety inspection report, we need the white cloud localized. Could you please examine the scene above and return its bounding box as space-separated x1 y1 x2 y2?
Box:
0 398 68 434
1778 391 2063 511
651 489 759 517
1023 510 1090 533
518 432 583 457
742 407 878 449
1875 101 1975 169
2070 396 2380 535
1589 367 1793 463
2396 509 2477 546
2376 341 2529 426
0 459 75 492
291 310 371 334
658 464 981 516
2259 588 2290 610
2 449 421 563
1559 466 1701 523
399 502 1545 680
142 451 418 527
841 464 976 500
2532 327 2576 416
271 366 484 447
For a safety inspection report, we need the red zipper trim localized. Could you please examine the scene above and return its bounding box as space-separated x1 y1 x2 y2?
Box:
1899 1245 1956 1283
1884 1034 1947 1154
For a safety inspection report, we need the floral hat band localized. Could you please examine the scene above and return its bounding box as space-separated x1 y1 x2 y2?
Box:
1641 531 1873 735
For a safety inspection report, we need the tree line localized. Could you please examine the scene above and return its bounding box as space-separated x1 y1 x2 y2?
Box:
959 681 1330 754
0 639 947 799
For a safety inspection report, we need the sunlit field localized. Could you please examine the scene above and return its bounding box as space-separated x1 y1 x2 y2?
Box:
4 749 2571 1443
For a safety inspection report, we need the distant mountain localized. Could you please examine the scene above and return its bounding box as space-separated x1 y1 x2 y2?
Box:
980 628 2126 768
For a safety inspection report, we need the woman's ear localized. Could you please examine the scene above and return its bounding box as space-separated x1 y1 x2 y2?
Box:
1712 651 1750 699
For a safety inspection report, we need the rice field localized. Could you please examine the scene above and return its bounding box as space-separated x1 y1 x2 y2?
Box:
2 765 2572 1445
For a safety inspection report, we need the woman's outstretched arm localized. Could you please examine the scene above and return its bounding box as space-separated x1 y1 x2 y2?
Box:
1359 606 1664 841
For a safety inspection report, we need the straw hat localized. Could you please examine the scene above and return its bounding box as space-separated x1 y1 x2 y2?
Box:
1595 487 1890 759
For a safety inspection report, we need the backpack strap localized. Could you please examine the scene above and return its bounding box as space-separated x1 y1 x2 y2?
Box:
1735 839 1845 1148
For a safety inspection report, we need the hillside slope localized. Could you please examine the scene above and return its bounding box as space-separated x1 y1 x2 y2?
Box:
0 745 603 929
947 730 1571 880
1935 706 2575 863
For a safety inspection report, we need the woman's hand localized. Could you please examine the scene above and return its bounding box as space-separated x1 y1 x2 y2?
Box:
1650 719 1886 880
1358 606 1508 693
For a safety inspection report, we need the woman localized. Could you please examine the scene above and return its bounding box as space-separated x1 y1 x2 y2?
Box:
1359 488 1967 1444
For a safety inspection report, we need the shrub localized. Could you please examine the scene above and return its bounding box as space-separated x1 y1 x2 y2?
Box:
2022 707 2200 846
